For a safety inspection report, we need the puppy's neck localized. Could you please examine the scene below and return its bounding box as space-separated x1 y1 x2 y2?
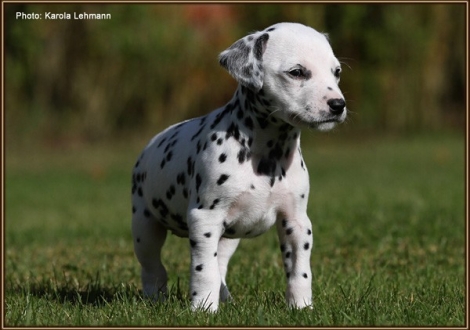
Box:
221 85 303 183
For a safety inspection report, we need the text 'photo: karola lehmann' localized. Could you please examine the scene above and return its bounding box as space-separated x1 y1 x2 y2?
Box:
16 11 112 20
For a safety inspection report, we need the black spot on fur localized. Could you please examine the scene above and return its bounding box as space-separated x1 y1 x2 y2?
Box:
168 185 176 197
307 229 312 235
244 117 254 130
164 142 172 153
191 126 204 141
237 108 244 119
157 137 167 148
303 273 308 278
190 239 197 248
209 199 220 210
204 232 212 238
177 172 186 185
237 148 247 164
257 158 276 176
217 174 229 185
152 198 169 218
268 143 283 160
304 242 310 250
199 116 207 126
210 104 232 129
196 173 202 192
286 228 293 235
285 251 291 258
187 157 193 176
219 153 227 163
226 122 240 141
166 151 173 161
195 264 203 271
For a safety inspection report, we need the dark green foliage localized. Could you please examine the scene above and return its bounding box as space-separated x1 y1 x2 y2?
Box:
4 3 465 145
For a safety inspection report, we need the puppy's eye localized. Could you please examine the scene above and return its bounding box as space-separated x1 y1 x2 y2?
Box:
334 68 341 78
288 69 304 78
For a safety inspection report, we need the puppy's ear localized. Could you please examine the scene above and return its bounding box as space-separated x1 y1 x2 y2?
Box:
218 32 269 93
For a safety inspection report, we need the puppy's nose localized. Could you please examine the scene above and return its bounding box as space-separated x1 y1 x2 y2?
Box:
327 98 346 115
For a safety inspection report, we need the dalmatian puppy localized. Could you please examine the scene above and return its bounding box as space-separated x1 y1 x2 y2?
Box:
131 22 346 312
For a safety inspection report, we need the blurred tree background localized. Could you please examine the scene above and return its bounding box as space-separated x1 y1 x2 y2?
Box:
4 3 466 146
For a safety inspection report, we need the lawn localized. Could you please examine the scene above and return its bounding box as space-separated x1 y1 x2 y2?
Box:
4 132 466 326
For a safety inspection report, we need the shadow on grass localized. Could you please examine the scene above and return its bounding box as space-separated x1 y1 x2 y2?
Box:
7 274 189 307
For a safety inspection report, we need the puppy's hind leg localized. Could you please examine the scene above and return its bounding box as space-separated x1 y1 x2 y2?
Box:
132 208 168 301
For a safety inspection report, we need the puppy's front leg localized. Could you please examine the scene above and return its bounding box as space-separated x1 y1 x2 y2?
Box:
276 214 313 309
188 208 224 312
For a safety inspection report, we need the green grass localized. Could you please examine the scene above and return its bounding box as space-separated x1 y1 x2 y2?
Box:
4 132 465 326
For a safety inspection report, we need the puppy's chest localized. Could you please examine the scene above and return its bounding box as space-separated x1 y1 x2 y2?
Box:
200 141 309 238
221 176 301 238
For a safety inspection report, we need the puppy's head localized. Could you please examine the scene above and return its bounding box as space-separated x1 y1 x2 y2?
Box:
219 22 347 131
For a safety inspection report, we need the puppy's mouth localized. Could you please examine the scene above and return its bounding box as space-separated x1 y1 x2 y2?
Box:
310 116 344 126
287 112 346 130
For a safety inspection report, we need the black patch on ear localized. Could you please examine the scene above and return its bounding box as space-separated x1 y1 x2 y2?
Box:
219 32 270 92
254 33 269 60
